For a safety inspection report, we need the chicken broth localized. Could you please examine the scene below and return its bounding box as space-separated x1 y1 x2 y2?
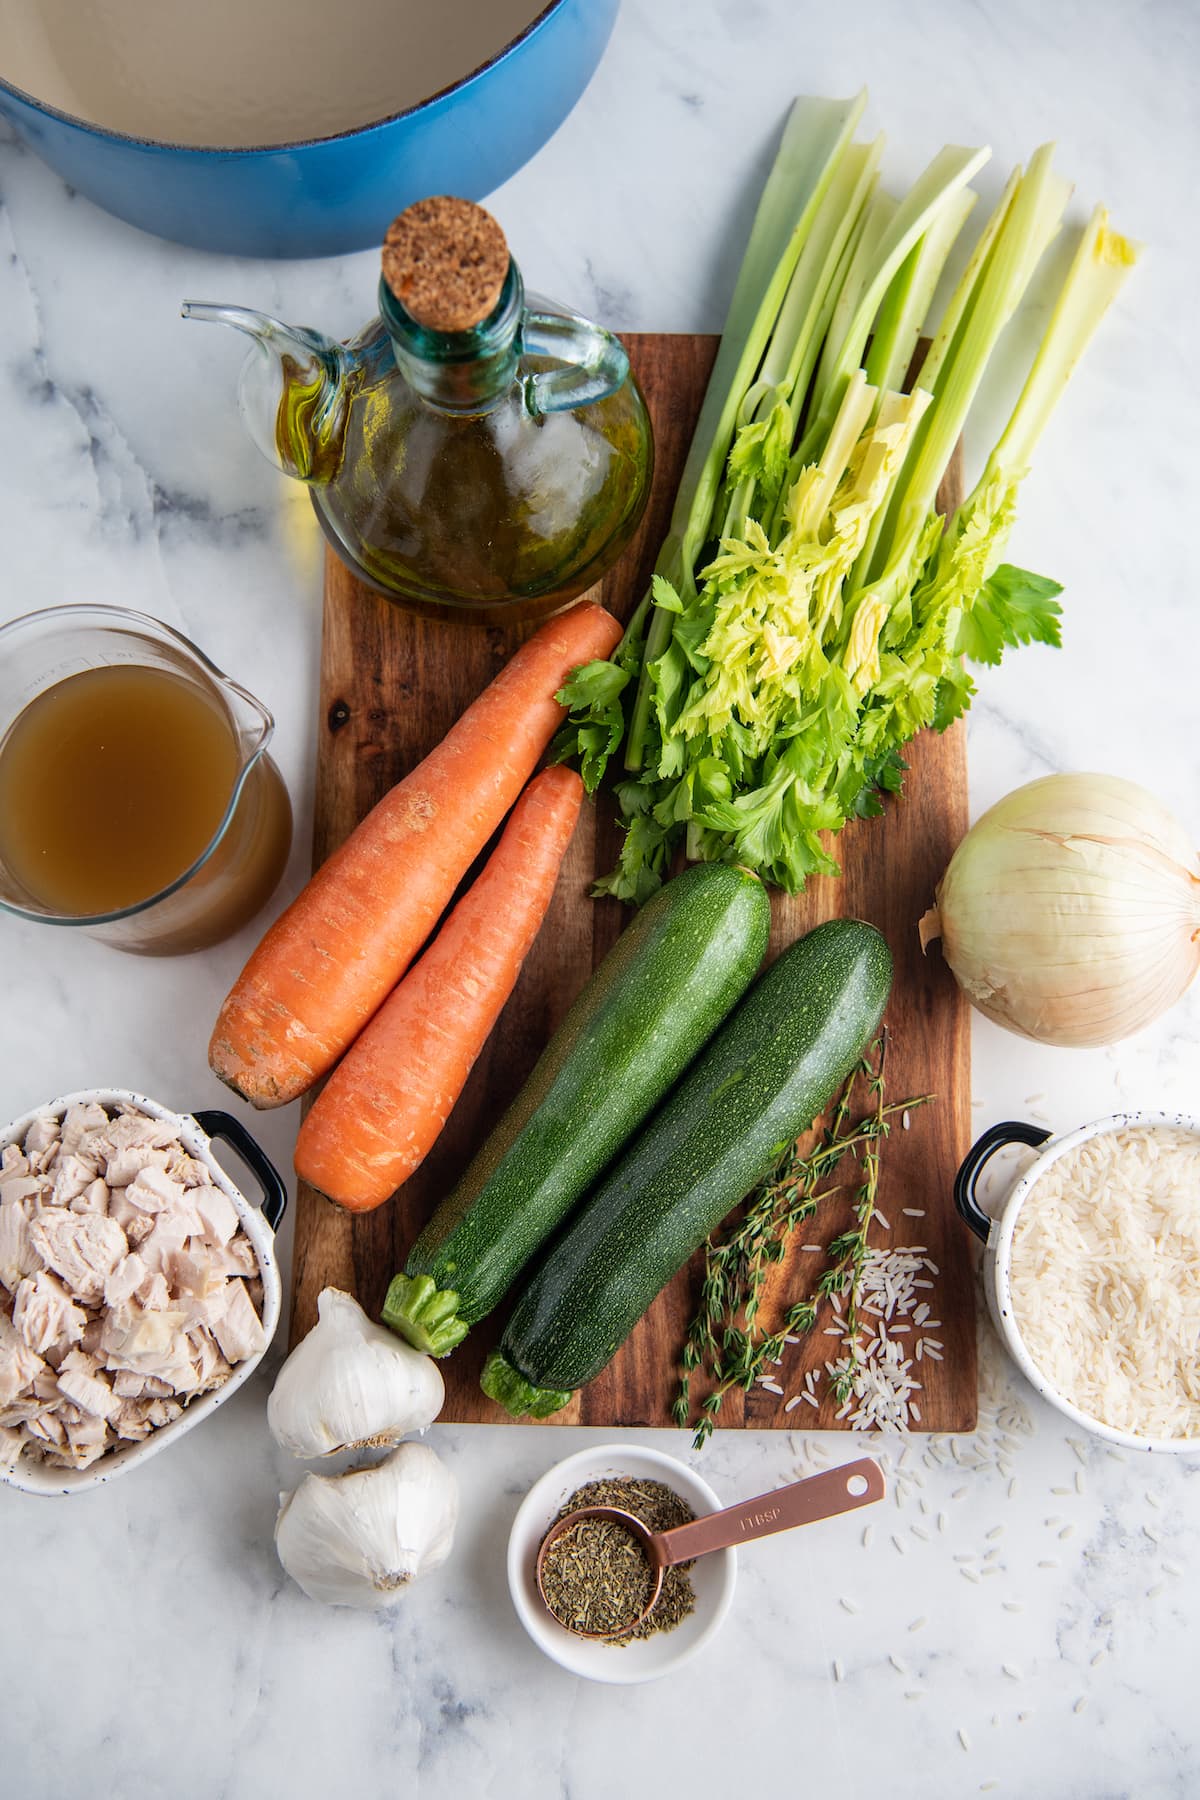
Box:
0 664 242 915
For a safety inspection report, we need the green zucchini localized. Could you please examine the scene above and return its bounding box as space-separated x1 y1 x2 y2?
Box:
381 862 770 1355
481 917 892 1418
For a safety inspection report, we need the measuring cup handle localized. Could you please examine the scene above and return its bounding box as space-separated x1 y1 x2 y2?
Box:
953 1120 1051 1242
655 1458 886 1567
192 1109 288 1232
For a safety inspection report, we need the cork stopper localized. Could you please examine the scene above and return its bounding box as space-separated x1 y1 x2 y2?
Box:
382 197 509 333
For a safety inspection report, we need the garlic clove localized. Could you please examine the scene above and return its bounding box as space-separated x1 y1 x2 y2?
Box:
275 1440 458 1609
267 1287 444 1458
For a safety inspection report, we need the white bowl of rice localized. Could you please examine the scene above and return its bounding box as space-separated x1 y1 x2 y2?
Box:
954 1111 1200 1454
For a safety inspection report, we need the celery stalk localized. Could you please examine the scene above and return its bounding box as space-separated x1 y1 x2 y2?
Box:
987 205 1140 478
624 92 867 771
719 138 884 541
929 206 1141 622
797 143 991 465
863 145 1071 593
865 186 977 398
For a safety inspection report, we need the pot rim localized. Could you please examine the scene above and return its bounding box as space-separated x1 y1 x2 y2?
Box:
984 1108 1200 1457
0 1086 284 1496
0 1 567 156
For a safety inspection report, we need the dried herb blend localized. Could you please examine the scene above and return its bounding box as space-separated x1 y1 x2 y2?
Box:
540 1477 697 1643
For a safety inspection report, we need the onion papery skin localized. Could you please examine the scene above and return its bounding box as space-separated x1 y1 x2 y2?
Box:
920 773 1200 1048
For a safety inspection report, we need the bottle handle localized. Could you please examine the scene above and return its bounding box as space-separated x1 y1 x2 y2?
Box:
520 309 630 416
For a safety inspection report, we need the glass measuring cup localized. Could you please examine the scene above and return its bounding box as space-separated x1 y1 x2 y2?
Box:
0 605 292 955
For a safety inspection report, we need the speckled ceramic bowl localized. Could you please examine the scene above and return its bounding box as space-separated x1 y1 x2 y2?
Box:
955 1109 1200 1456
0 1087 286 1496
507 1443 736 1684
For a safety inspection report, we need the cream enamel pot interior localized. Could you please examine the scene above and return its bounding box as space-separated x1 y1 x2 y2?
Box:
1 1088 286 1496
954 1109 1200 1456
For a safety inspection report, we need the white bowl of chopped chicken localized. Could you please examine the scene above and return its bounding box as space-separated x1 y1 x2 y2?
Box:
0 1088 286 1494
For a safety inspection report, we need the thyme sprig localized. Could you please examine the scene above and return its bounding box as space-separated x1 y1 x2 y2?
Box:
674 1034 931 1448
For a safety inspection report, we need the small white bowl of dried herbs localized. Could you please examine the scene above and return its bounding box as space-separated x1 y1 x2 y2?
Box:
507 1442 736 1684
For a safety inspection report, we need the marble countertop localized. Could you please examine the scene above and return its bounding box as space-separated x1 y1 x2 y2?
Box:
1 2 1197 1795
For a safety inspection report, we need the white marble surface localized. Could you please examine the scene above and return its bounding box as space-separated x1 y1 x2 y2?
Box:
1 1 1198 1794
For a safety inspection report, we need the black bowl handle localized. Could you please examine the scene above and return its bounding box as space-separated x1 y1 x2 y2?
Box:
953 1120 1051 1242
192 1109 288 1232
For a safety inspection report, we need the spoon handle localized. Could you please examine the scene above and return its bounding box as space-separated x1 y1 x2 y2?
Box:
654 1457 886 1567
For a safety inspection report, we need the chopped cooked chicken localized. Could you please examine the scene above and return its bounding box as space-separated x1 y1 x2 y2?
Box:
102 1301 190 1362
0 1315 46 1407
0 1424 24 1473
191 1181 239 1247
0 1174 48 1211
212 1281 267 1365
25 1409 66 1448
106 1191 156 1245
171 1155 212 1189
103 1252 146 1310
80 1317 106 1356
70 1177 111 1216
138 1211 193 1277
111 1398 154 1442
50 1152 102 1208
0 1100 265 1475
0 1200 42 1291
60 1102 109 1156
123 1165 187 1216
22 1116 60 1159
27 1212 127 1306
12 1271 86 1357
145 1398 184 1430
55 1349 118 1420
135 1269 171 1313
111 1370 173 1400
188 1328 233 1395
208 1236 259 1279
167 1248 227 1299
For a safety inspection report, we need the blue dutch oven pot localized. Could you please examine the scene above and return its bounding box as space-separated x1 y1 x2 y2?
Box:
0 0 618 258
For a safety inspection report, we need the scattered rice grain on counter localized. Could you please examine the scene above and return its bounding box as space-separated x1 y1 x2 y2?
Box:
1009 1126 1200 1440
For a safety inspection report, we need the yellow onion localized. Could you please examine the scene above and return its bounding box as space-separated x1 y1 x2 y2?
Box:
920 773 1200 1047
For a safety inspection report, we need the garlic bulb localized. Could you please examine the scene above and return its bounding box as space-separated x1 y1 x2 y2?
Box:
920 772 1200 1047
267 1287 443 1458
275 1440 457 1609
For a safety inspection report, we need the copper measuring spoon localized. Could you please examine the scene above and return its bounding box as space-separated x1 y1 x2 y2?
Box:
536 1455 886 1640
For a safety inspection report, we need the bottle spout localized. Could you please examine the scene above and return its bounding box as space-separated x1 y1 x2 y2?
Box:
182 299 346 483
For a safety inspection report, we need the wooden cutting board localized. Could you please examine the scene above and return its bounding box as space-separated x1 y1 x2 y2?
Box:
289 333 977 1432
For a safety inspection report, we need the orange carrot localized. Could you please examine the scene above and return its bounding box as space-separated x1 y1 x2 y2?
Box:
294 765 583 1210
209 603 620 1108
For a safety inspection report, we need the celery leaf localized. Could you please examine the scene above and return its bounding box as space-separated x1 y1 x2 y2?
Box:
954 563 1064 665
